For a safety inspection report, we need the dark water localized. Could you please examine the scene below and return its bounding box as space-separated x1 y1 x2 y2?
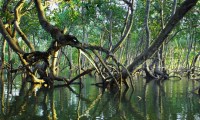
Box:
0 76 200 120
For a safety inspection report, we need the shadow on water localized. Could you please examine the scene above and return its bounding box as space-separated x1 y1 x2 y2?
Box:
0 75 200 120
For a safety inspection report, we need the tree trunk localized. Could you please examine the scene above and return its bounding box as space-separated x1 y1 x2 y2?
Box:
121 0 198 80
143 0 153 80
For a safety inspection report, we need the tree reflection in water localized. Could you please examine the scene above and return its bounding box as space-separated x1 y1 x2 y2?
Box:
0 76 200 120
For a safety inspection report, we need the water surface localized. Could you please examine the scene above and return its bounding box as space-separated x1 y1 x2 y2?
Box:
0 76 200 120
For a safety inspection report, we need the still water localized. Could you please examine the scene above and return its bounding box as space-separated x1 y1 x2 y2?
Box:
0 76 200 120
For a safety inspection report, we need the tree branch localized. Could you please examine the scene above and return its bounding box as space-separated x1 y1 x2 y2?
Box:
34 0 78 46
14 0 35 52
111 0 135 54
0 19 25 54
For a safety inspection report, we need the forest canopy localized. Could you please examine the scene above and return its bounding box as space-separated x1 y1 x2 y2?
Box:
0 0 199 89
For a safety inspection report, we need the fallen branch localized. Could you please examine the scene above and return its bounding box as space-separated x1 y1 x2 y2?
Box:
67 68 95 85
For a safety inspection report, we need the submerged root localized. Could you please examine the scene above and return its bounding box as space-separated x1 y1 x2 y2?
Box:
168 75 182 80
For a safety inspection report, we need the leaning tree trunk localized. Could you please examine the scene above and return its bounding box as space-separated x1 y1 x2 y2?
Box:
121 0 198 81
